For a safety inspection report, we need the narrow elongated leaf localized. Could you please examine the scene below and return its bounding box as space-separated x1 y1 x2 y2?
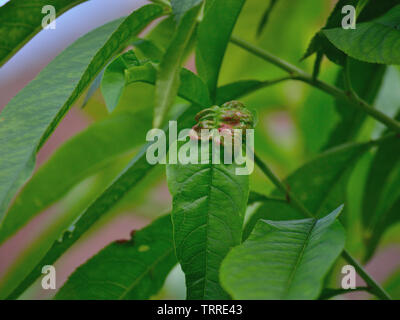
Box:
324 5 400 65
220 206 345 300
0 111 151 245
244 142 370 239
167 144 250 299
154 2 202 127
0 0 88 66
196 0 245 99
257 0 278 36
55 214 176 300
0 4 164 224
323 58 385 149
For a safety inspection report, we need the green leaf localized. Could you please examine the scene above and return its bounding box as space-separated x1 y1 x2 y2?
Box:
154 2 202 128
133 38 164 62
101 50 211 114
324 5 400 65
126 62 211 108
302 0 399 66
6 71 246 299
101 50 141 113
0 111 151 245
196 0 245 99
171 0 202 22
256 0 278 37
167 143 250 299
0 0 88 66
323 58 385 149
55 214 176 300
243 142 370 239
220 206 345 300
0 4 164 225
362 136 400 261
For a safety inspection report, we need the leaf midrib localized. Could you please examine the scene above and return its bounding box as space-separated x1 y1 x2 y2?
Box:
281 219 317 299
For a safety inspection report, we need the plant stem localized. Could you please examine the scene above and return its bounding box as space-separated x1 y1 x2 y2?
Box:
253 152 392 300
230 35 400 134
341 250 392 300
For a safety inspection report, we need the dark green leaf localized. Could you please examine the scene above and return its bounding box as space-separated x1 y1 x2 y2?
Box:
154 2 202 127
220 206 345 300
0 4 164 225
324 5 400 65
167 144 250 299
302 0 399 66
323 58 385 150
244 142 370 239
101 51 141 113
196 0 245 99
256 0 278 37
0 0 88 66
0 111 152 245
55 214 176 300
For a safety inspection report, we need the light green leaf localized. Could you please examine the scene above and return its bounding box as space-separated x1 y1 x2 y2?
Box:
0 4 164 225
133 38 164 62
220 206 345 300
0 0 88 66
196 0 245 99
101 50 141 113
55 214 176 300
0 111 152 246
324 5 400 65
244 142 370 239
167 143 250 299
154 2 202 128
